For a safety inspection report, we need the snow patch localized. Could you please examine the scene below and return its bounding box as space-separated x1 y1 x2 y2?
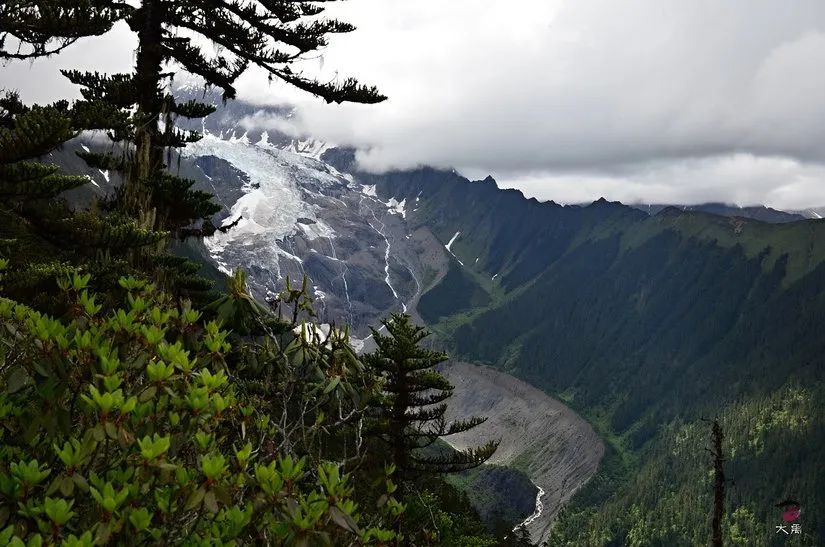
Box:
98 169 110 183
292 322 333 344
230 131 250 145
387 197 406 218
80 144 90 153
349 336 366 354
289 138 329 159
362 184 377 197
293 322 364 353
298 220 335 241
445 231 461 252
444 231 464 266
276 246 303 264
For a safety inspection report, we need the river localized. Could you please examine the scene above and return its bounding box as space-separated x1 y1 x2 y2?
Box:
439 361 604 544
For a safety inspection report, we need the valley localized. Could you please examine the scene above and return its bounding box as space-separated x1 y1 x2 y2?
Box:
50 90 825 544
5 4 824 546
440 362 604 544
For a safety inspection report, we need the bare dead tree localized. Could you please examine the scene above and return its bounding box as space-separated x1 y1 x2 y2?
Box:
704 418 726 547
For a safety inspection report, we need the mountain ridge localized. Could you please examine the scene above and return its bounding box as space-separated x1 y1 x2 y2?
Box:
47 94 825 543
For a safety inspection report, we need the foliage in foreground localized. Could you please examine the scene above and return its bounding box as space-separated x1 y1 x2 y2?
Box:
0 269 402 545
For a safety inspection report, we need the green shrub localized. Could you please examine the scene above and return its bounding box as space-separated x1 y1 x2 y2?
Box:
0 273 400 545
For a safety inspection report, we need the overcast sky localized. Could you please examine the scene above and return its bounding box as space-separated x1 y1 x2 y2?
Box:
4 0 825 208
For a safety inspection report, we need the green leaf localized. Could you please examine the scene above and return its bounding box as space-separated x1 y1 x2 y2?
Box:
6 367 29 394
203 491 218 514
138 385 157 402
91 425 105 442
59 475 74 497
184 486 205 511
104 421 118 440
95 521 111 545
212 485 232 506
329 505 359 533
71 474 89 492
323 376 341 394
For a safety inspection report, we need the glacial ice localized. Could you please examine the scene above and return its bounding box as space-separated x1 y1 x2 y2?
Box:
183 134 337 269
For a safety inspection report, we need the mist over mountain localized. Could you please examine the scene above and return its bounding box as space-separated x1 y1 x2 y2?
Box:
46 91 825 544
6 1 825 545
629 203 808 223
197 97 825 545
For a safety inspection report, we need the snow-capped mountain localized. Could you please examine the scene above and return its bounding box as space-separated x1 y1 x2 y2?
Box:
45 86 825 544
182 131 444 336
48 85 454 338
55 81 825 343
167 86 449 336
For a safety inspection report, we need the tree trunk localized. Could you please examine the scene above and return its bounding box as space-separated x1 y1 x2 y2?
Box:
390 362 410 483
125 0 164 224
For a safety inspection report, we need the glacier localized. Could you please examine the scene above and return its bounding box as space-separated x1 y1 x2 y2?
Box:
183 134 337 268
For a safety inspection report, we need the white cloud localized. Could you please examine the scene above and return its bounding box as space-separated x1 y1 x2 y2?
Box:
235 0 825 207
496 155 825 210
4 0 825 207
1 22 137 104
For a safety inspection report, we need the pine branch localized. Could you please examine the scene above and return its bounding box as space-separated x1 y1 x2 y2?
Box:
410 440 500 473
0 106 76 163
0 1 130 59
444 416 489 436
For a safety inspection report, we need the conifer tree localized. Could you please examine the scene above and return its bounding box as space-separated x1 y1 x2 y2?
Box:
0 91 161 306
365 314 499 481
0 0 386 238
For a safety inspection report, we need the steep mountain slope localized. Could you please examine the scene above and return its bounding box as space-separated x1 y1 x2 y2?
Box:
346 166 825 544
49 98 448 338
440 362 604 543
181 133 428 335
45 96 607 539
550 384 825 546
49 89 825 543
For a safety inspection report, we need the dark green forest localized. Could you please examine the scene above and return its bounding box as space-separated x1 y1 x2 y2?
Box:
361 167 825 546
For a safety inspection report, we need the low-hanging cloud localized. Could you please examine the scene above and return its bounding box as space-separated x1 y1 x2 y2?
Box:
235 0 825 208
4 0 825 208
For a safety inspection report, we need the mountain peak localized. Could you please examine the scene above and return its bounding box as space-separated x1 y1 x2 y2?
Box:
476 175 498 187
587 196 626 209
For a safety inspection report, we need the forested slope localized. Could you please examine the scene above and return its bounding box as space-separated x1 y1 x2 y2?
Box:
350 164 825 545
